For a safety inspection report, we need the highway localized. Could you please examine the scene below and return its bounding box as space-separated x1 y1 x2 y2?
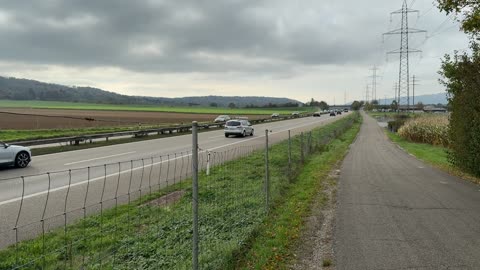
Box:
335 112 480 269
0 112 350 249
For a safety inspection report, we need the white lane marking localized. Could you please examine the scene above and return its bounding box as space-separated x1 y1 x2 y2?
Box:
63 152 137 166
0 115 344 206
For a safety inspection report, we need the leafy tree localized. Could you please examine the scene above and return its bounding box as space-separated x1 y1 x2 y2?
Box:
390 100 398 111
228 102 236 109
437 0 480 176
319 101 329 111
437 0 480 37
209 102 218 107
416 101 424 110
351 101 361 111
439 44 480 176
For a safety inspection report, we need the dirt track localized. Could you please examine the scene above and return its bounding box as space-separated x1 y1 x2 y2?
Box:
0 108 267 130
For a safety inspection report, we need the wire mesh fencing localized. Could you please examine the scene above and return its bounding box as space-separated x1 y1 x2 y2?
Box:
0 114 358 269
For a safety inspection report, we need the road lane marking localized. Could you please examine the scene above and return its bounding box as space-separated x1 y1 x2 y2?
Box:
64 152 137 166
0 114 347 206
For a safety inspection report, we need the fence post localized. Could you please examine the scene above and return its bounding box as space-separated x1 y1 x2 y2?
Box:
206 151 211 176
308 131 312 154
264 129 270 213
300 132 305 163
192 122 199 270
288 130 292 182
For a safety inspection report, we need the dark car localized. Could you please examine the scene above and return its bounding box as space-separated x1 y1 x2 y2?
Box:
336 110 342 115
329 111 336 116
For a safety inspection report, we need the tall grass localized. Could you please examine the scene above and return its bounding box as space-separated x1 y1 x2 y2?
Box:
398 115 450 147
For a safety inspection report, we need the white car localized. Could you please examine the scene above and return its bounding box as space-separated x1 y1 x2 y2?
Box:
224 120 254 137
214 115 231 123
0 141 32 168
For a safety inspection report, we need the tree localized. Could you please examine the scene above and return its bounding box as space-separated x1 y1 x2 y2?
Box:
319 101 329 111
437 0 480 37
351 100 361 111
439 44 480 176
437 0 480 177
228 102 236 109
390 100 398 111
209 102 218 107
364 102 374 111
416 101 424 110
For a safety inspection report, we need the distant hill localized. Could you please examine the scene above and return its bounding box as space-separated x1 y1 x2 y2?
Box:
0 76 301 107
375 93 448 105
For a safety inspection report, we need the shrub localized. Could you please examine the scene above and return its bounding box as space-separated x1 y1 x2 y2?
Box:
440 43 480 177
398 115 450 147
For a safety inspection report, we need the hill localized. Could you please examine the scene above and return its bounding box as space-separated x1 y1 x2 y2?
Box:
0 76 301 107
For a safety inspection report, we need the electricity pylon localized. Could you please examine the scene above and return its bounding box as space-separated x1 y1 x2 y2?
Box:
383 0 426 112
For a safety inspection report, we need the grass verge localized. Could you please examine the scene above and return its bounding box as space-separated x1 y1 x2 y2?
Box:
235 115 361 269
385 130 480 185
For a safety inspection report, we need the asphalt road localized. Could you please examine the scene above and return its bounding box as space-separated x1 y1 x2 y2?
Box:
0 112 350 248
335 112 480 269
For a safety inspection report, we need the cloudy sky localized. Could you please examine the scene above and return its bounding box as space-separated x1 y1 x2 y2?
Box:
0 0 469 103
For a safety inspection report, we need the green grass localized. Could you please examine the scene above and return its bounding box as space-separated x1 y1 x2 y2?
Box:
385 130 480 185
385 130 448 167
0 114 359 270
236 114 361 269
0 100 314 115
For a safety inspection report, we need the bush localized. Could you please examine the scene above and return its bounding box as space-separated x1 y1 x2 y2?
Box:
398 115 450 147
440 43 480 177
387 114 410 132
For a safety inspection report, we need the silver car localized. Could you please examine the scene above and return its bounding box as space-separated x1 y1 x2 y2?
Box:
214 115 231 123
0 141 32 168
224 120 254 137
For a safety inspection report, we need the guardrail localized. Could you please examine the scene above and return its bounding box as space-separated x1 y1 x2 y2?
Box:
7 113 316 147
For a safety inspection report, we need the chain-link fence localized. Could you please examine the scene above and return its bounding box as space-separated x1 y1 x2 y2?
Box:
0 114 357 269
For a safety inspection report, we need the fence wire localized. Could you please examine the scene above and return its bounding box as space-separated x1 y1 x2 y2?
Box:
0 115 357 269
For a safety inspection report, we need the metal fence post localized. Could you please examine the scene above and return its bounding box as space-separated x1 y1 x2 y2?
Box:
288 130 292 182
300 132 305 163
308 131 312 154
192 122 199 270
264 129 270 213
206 151 211 176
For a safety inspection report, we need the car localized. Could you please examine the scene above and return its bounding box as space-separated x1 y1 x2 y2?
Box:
336 110 342 115
329 111 336 116
214 115 230 123
291 111 300 118
224 120 254 137
313 111 321 117
0 141 32 168
271 113 280 119
343 108 349 112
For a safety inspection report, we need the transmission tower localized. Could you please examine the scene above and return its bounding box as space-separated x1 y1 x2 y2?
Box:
369 65 380 102
412 75 420 110
383 0 426 112
365 85 370 103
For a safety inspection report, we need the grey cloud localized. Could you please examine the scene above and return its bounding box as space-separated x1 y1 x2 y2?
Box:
0 0 464 75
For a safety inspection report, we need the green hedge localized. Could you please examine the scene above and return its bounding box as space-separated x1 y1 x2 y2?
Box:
440 44 480 177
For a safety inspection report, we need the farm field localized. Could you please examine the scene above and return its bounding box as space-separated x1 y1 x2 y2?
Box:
0 108 268 130
0 100 312 115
